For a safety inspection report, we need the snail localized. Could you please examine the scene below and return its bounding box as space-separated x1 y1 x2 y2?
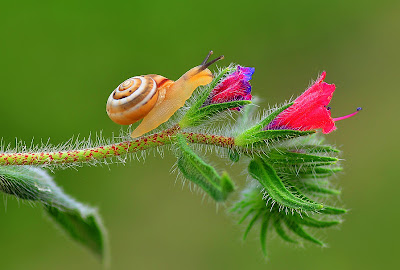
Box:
106 51 224 138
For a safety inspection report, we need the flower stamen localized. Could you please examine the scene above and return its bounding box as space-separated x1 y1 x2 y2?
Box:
333 107 362 122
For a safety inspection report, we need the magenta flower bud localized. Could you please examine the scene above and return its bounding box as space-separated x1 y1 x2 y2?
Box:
203 66 255 110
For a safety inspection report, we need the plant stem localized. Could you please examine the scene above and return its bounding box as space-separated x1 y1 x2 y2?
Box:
0 126 235 166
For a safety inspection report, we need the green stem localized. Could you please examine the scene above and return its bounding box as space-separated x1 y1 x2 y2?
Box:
0 125 235 166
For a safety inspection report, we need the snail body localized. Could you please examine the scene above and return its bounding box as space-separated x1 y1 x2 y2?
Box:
106 52 223 138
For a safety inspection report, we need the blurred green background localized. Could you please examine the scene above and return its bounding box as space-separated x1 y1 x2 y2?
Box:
0 0 398 269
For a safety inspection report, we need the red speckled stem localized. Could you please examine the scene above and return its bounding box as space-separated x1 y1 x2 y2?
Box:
0 126 235 166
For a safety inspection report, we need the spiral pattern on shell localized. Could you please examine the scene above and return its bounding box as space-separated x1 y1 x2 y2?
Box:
106 76 159 125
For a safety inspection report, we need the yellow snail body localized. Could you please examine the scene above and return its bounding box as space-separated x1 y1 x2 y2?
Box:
106 51 224 138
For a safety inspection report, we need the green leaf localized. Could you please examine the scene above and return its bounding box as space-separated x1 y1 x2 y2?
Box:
243 209 263 240
320 206 347 215
293 215 341 228
175 134 235 201
238 208 255 224
278 166 343 179
302 182 341 195
267 150 338 165
291 145 340 154
235 103 294 144
180 100 251 128
236 129 314 147
257 103 293 128
248 157 323 212
260 212 273 257
234 102 259 132
282 217 325 246
280 179 346 217
273 217 298 244
0 166 107 260
248 103 294 134
45 205 106 260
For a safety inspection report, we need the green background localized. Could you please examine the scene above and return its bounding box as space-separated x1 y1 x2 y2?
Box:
0 0 398 269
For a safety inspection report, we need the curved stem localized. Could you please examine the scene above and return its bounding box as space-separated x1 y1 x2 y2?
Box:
0 125 235 166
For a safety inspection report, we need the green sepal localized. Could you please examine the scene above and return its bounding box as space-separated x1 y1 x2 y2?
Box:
181 66 235 127
248 157 323 212
236 129 315 147
180 100 252 128
175 134 235 201
282 217 325 246
0 166 107 260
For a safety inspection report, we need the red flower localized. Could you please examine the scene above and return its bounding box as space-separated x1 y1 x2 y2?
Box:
266 72 361 134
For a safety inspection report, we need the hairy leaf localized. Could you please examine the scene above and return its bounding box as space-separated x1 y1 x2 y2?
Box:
236 129 314 147
282 217 325 246
248 157 323 212
273 217 298 244
0 166 107 260
176 134 235 201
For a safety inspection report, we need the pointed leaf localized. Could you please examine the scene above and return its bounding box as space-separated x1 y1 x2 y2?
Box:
320 206 347 215
245 103 294 135
292 145 340 154
238 208 255 224
302 182 341 195
176 134 235 201
243 209 263 240
293 215 340 228
236 129 314 147
248 157 323 212
283 217 325 246
260 212 272 257
0 166 107 260
273 217 298 244
282 179 346 217
268 150 338 165
235 103 295 144
45 204 106 259
278 166 343 178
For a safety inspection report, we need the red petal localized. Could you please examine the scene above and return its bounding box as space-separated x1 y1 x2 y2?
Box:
269 72 337 133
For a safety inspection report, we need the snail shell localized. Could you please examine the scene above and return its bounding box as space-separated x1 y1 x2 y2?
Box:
106 75 173 125
106 51 224 138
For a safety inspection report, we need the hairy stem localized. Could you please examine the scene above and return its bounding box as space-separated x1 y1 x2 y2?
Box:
0 126 235 166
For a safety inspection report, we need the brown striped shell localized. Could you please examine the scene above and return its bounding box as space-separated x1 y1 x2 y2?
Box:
106 75 173 125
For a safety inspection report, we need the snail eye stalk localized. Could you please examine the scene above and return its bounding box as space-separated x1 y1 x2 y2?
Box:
200 50 224 71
